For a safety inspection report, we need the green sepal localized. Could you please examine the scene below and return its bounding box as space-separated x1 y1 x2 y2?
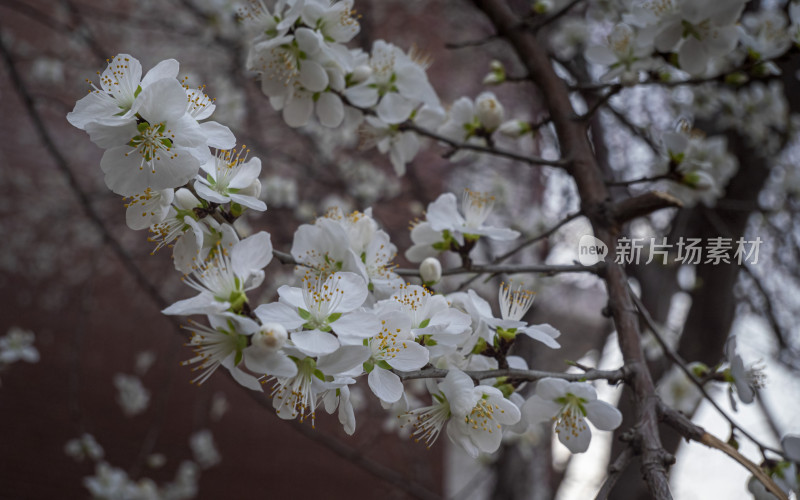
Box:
496 383 514 398
298 308 311 320
418 318 430 329
363 361 375 373
376 360 392 371
497 327 517 342
328 312 342 323
471 337 488 355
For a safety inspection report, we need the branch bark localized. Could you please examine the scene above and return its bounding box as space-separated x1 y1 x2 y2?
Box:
471 1 674 497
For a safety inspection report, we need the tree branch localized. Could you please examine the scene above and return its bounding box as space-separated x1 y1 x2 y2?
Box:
471 1 674 497
659 403 789 500
397 122 566 167
395 366 628 384
610 191 683 224
394 262 603 278
594 446 635 500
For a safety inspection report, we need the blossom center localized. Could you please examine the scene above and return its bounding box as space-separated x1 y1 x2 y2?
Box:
127 121 176 172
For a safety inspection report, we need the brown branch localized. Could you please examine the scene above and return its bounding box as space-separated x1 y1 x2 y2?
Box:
629 283 785 457
445 34 500 49
606 106 661 154
471 1 674 497
395 366 628 384
594 446 635 500
659 403 789 500
394 262 603 278
581 84 622 121
610 191 683 224
606 173 673 188
527 0 585 31
494 211 582 262
397 122 566 167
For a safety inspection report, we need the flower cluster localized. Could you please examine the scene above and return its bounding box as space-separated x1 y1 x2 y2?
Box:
67 54 268 276
67 46 623 462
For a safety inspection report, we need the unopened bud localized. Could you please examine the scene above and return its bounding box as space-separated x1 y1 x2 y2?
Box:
532 0 552 14
419 257 442 285
482 60 506 85
253 323 288 352
475 92 505 132
498 119 532 138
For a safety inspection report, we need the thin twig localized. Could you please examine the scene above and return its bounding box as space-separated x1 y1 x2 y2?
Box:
528 0 584 31
494 212 582 262
395 366 627 384
594 446 635 500
606 174 673 188
580 85 622 121
398 122 566 167
659 403 789 500
445 34 500 49
606 106 660 153
394 262 603 277
629 285 785 457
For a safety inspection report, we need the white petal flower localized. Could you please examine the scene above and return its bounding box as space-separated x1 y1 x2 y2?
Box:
724 335 764 405
523 378 622 453
113 373 150 417
365 311 429 403
179 316 256 387
162 231 273 316
427 190 520 244
0 326 39 364
402 369 520 456
124 187 174 231
88 78 210 196
67 54 179 129
195 146 266 211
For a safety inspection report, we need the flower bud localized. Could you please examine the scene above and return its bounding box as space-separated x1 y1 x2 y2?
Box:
475 92 505 132
532 0 552 14
419 257 442 285
482 60 506 85
498 119 532 138
350 64 373 85
252 322 288 352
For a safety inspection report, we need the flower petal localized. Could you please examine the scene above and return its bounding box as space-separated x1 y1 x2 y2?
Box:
316 345 371 374
367 366 404 403
291 330 340 357
585 400 623 431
